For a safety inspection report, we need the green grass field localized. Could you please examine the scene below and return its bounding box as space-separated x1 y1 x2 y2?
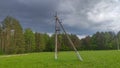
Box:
0 50 120 68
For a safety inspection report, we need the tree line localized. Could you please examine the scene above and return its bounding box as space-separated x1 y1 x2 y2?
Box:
81 32 119 50
0 16 119 54
0 16 81 54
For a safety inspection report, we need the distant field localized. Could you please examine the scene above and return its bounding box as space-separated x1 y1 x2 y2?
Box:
0 50 120 68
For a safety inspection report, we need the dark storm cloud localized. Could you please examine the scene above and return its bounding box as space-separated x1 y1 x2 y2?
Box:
0 0 102 36
0 0 59 33
0 0 119 38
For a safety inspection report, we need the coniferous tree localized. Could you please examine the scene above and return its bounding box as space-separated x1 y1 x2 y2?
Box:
35 32 46 52
0 25 3 54
24 28 35 52
11 17 25 54
1 16 25 54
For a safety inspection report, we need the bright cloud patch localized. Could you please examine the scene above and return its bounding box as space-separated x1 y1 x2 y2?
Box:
57 0 120 33
77 35 87 39
87 0 120 32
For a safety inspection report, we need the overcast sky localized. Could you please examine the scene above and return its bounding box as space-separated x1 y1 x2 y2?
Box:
0 0 120 38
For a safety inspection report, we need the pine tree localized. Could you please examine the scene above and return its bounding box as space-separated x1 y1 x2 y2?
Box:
24 28 35 52
1 16 25 54
11 17 25 54
0 25 3 54
35 32 46 52
43 33 50 51
2 16 11 54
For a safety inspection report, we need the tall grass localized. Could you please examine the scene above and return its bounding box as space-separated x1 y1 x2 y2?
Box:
0 50 120 68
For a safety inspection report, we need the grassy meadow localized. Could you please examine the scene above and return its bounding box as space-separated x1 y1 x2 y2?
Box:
0 50 120 68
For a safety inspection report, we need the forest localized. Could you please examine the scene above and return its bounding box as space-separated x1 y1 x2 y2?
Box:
0 16 119 54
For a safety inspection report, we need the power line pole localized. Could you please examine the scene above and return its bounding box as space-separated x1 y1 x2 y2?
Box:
54 13 83 61
55 13 60 60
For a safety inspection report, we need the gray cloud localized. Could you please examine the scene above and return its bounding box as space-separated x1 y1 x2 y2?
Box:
57 0 120 34
0 0 119 36
0 0 59 33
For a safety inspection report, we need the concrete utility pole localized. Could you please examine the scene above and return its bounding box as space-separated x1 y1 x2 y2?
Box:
54 13 60 60
54 13 83 61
